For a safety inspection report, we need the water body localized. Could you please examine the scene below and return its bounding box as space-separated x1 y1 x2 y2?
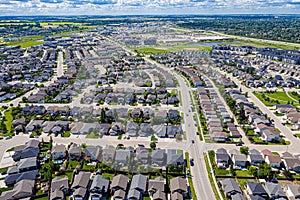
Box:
188 42 228 47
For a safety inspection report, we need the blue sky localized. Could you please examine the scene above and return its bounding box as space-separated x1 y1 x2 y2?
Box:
0 0 300 15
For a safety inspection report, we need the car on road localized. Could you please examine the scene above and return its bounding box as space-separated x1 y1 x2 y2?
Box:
236 143 243 146
191 140 195 144
138 144 145 147
5 136 12 140
190 157 194 166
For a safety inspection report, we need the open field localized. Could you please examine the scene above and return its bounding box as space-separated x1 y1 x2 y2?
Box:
134 44 212 54
5 35 44 48
210 31 300 50
254 91 299 107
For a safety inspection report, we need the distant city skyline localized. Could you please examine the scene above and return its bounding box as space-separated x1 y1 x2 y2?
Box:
0 0 300 16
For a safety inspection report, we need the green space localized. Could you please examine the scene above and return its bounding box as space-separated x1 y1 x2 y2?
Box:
67 160 81 169
134 44 212 55
86 132 99 139
62 131 71 138
232 39 300 50
6 35 44 48
204 153 222 200
254 91 299 107
235 170 253 177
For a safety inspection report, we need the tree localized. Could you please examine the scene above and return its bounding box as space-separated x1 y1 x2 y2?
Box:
240 146 249 155
249 166 257 177
230 165 236 176
150 142 156 150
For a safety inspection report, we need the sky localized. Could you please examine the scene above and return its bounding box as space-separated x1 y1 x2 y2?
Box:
0 0 300 15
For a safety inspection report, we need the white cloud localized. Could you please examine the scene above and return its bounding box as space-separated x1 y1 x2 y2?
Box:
0 0 299 15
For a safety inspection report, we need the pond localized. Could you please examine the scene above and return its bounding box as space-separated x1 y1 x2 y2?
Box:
188 42 230 47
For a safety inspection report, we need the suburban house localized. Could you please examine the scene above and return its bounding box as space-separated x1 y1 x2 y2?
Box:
68 143 82 160
148 177 166 200
286 184 300 199
220 178 243 198
84 146 103 162
0 179 35 200
102 145 116 163
111 174 130 197
71 171 91 200
215 148 230 168
264 182 287 200
90 174 110 199
51 144 67 163
50 176 69 200
246 182 268 199
170 177 188 200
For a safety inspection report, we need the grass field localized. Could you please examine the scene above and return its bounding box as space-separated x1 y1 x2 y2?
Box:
5 35 44 48
134 44 212 55
254 91 299 107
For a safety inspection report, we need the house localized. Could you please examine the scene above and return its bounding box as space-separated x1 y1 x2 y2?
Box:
276 104 297 114
126 121 139 137
0 179 35 200
220 178 243 198
127 188 141 200
68 143 82 160
71 171 91 200
246 182 268 199
52 144 67 163
84 146 102 162
109 122 124 136
102 145 116 163
167 125 182 138
50 176 69 200
148 177 166 199
136 146 150 164
111 174 130 194
264 182 287 200
130 174 147 194
17 157 38 172
261 129 281 142
286 184 300 199
4 170 38 186
231 193 246 200
248 149 264 166
232 154 247 169
215 148 230 168
166 149 184 166
115 149 132 166
283 157 300 173
138 123 153 137
90 174 110 199
170 177 188 200
265 155 282 168
152 149 166 166
113 189 127 200
153 124 167 138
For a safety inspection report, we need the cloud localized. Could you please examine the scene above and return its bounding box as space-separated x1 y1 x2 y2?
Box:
0 0 299 15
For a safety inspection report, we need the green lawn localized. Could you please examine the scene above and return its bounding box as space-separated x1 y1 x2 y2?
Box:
67 160 81 169
6 35 44 48
102 173 115 181
236 170 253 177
62 131 71 138
4 108 13 133
216 169 230 176
86 132 99 139
61 172 73 182
254 91 299 107
134 44 212 55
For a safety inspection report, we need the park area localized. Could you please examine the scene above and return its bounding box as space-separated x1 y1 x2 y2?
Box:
254 91 300 107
